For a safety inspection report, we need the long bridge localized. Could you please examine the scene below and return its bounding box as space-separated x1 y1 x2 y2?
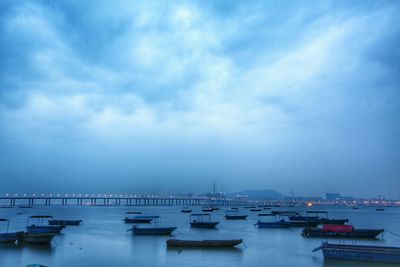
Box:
0 194 297 207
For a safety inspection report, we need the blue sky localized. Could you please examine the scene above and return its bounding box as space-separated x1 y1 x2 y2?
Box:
0 0 399 198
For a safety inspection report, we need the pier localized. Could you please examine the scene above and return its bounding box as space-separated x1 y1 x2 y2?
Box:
0 195 296 207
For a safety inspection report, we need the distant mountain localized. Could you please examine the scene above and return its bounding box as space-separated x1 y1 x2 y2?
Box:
226 189 287 200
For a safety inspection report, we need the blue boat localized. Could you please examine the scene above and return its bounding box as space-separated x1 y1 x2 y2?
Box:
255 214 291 228
313 242 400 264
190 214 219 228
128 216 177 235
0 219 24 243
26 216 65 234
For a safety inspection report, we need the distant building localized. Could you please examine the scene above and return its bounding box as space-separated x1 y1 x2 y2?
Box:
326 193 341 201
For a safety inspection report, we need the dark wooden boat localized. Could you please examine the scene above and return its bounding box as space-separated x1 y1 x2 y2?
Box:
351 206 359 209
26 216 65 234
130 226 176 235
290 211 348 225
167 239 243 248
0 218 24 243
256 214 290 228
23 233 56 244
376 208 385 211
48 219 82 226
190 214 219 228
202 207 214 212
181 207 192 213
271 211 300 216
27 225 65 234
302 224 384 238
124 213 153 223
313 242 400 264
250 208 262 212
225 211 247 220
128 216 177 235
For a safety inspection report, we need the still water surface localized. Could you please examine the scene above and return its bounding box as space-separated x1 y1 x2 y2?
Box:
0 205 399 267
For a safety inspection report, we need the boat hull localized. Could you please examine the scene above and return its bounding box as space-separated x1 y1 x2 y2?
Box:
26 225 65 234
48 220 82 226
23 233 56 244
132 227 176 235
124 218 152 223
0 232 24 243
167 239 242 248
190 222 219 228
257 221 290 228
225 215 248 220
302 228 384 238
317 243 400 264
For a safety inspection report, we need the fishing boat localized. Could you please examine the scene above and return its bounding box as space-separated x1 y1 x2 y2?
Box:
302 224 384 238
271 211 300 216
376 207 385 211
23 233 56 244
313 242 400 264
124 213 153 223
224 210 248 220
289 211 348 225
181 207 192 213
190 214 219 228
351 206 359 209
0 219 24 243
230 207 239 210
255 214 290 228
167 239 243 248
250 208 262 212
128 216 176 235
26 216 65 234
202 207 214 212
48 219 82 226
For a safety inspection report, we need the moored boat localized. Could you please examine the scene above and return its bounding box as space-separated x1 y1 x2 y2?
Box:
224 210 247 220
124 212 154 223
202 207 214 212
250 208 262 212
313 242 400 264
167 239 243 248
302 224 384 238
181 207 192 213
255 214 290 228
128 216 177 235
48 219 82 226
23 233 56 244
190 214 219 228
0 218 24 243
130 226 177 235
26 216 65 234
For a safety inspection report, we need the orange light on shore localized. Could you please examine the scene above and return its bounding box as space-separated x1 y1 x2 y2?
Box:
307 202 313 207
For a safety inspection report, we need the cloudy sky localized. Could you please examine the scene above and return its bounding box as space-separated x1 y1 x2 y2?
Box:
0 0 399 198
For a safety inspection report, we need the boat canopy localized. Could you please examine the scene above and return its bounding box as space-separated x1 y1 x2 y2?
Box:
125 211 142 214
133 216 159 219
322 224 353 232
29 215 53 218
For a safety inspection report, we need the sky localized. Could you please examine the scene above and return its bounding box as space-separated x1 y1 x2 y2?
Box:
0 0 399 198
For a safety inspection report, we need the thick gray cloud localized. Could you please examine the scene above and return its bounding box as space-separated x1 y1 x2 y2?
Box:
0 0 399 198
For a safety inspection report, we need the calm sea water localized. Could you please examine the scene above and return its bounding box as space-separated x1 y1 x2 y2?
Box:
0 205 399 267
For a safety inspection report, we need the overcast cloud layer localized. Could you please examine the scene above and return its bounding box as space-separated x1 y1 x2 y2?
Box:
0 0 399 198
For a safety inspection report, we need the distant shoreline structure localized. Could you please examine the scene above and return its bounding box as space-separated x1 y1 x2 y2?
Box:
0 192 399 207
